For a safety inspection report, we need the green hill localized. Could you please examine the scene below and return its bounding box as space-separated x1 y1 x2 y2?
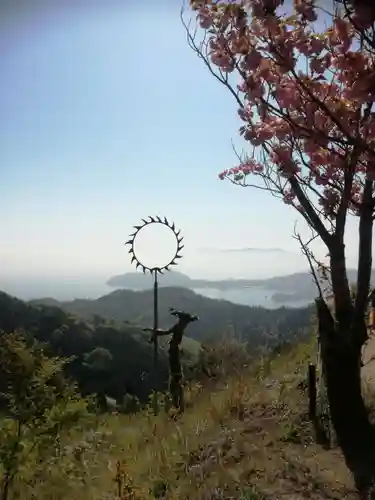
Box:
1 287 314 410
30 286 314 347
0 291 170 404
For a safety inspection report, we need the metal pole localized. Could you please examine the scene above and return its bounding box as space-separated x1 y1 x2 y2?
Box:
153 269 159 367
152 269 159 415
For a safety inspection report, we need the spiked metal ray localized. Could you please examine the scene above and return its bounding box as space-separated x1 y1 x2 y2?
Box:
124 215 184 275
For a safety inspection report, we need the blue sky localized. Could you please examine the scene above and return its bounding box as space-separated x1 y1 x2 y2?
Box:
0 0 361 288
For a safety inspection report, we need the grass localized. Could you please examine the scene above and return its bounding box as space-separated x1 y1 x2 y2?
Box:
10 338 360 500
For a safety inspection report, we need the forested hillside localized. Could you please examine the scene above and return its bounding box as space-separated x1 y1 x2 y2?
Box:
30 287 315 346
0 291 169 406
0 288 314 408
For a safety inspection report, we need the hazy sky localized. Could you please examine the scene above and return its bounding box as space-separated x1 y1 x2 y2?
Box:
0 0 365 286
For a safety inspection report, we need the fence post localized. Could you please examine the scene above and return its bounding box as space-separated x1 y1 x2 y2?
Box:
308 363 317 421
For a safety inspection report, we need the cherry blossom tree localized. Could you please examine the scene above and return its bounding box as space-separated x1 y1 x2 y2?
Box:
185 0 375 493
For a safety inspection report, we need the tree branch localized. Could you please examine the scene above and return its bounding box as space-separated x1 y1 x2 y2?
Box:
289 176 333 248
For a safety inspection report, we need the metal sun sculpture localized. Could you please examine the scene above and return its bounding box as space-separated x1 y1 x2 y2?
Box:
125 216 184 414
125 216 184 274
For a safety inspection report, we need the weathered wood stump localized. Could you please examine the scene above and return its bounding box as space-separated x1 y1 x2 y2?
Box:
145 308 198 413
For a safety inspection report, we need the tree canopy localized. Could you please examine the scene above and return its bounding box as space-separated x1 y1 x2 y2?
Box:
186 0 375 336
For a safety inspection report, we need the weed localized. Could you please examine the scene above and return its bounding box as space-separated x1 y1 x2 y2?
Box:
280 421 302 443
238 486 266 500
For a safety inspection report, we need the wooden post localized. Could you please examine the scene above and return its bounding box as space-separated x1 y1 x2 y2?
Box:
308 363 317 421
169 345 184 413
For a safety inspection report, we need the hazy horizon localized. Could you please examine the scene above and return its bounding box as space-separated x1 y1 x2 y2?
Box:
1 254 311 301
1 266 316 304
1 0 368 296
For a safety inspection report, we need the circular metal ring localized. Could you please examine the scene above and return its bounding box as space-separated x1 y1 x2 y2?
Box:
125 216 183 274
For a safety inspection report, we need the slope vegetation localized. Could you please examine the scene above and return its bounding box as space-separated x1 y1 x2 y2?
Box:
16 338 359 500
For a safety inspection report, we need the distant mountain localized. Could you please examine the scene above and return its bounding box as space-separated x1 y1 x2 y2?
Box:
107 269 374 304
220 247 290 254
106 270 276 291
267 269 371 304
29 297 62 307
30 287 314 346
107 271 193 289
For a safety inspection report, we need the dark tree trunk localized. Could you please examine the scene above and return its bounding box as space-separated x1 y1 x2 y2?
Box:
324 330 375 497
324 338 369 447
354 178 374 351
317 297 375 497
330 242 353 330
317 176 375 497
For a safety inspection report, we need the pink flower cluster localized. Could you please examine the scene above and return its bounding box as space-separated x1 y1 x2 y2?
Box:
219 160 264 181
190 0 375 212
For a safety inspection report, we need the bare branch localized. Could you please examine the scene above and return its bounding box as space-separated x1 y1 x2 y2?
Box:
293 224 324 299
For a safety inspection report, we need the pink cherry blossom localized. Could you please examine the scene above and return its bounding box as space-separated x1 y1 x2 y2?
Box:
189 0 375 222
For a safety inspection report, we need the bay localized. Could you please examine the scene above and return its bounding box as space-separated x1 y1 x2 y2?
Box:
0 276 311 309
193 287 310 309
